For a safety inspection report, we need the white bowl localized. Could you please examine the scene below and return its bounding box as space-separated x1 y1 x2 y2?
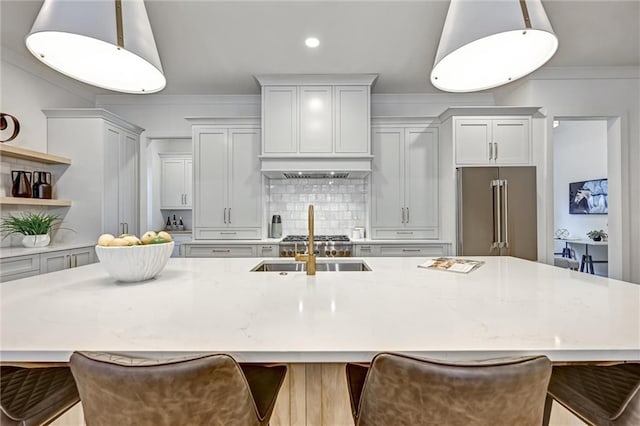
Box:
95 242 174 282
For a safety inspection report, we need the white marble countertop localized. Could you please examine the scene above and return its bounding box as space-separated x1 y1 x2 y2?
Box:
181 238 283 245
0 241 96 259
351 239 452 244
1 256 638 363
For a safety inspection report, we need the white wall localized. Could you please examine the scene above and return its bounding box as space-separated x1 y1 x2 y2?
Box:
1 51 96 246
553 120 608 275
494 67 640 283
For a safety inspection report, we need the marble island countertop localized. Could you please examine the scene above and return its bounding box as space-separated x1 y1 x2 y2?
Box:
1 256 638 363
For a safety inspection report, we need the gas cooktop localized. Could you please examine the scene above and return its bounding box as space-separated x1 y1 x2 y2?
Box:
282 235 350 243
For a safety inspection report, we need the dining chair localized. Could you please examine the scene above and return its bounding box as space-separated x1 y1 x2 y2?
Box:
543 363 640 426
1 365 80 426
69 351 287 426
345 352 551 426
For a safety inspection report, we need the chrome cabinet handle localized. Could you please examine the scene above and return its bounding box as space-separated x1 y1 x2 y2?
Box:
494 142 498 160
228 208 231 223
402 249 421 252
73 254 78 268
397 231 414 235
262 247 273 251
361 246 371 250
68 255 72 269
401 207 405 223
223 208 227 224
212 249 230 253
220 232 237 235
489 142 494 160
406 207 410 223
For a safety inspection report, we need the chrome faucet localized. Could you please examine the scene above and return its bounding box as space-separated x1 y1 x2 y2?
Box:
295 204 316 275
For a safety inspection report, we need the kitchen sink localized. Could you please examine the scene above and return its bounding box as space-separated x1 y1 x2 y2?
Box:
251 260 371 272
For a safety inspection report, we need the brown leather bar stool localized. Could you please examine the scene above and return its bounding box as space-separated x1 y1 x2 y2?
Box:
1 365 80 426
346 352 551 426
69 351 287 426
543 363 640 425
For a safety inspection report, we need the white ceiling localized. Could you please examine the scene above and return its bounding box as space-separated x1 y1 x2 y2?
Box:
1 0 639 95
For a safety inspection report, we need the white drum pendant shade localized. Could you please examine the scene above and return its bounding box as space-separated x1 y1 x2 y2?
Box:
431 0 558 92
26 0 166 93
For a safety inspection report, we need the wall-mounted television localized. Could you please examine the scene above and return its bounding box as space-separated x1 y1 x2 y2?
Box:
569 178 608 214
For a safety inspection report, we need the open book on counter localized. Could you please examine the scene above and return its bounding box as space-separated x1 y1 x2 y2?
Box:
418 257 485 274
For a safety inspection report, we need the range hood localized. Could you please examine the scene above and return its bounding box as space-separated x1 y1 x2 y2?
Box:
260 157 372 179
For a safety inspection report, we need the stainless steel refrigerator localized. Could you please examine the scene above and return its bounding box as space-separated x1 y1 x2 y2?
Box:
457 166 537 260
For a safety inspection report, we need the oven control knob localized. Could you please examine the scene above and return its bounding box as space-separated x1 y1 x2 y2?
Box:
287 250 293 256
331 250 337 256
338 250 345 256
344 250 351 257
280 251 287 256
325 250 331 256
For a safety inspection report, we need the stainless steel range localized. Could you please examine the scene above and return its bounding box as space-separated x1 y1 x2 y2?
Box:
279 235 352 257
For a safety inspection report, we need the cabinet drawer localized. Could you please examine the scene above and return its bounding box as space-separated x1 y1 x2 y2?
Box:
194 228 260 240
184 245 257 258
355 245 377 257
257 245 279 257
371 228 438 240
0 255 40 280
0 269 40 283
378 245 448 257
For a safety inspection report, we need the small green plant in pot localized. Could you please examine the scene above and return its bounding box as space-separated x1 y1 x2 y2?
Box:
0 212 62 248
586 229 607 242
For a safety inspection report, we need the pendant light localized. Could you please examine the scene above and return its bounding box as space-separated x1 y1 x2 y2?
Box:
26 0 166 94
431 0 558 93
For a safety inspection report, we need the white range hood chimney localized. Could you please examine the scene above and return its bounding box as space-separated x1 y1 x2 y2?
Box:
255 74 377 179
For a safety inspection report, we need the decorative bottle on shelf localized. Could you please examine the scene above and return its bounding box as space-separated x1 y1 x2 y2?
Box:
178 216 184 231
166 216 172 230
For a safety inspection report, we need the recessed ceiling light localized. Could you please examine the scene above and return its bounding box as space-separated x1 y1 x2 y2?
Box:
305 37 320 48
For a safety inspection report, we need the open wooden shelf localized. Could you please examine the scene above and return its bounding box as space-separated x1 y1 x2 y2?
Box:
0 144 71 165
0 197 72 207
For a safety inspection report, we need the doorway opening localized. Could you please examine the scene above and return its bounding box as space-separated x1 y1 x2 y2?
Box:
552 117 622 278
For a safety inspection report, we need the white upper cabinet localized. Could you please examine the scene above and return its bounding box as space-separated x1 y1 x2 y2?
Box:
160 154 192 209
371 122 439 240
190 119 261 240
299 86 333 153
263 86 297 154
334 86 370 154
455 118 530 165
256 74 377 157
45 109 143 242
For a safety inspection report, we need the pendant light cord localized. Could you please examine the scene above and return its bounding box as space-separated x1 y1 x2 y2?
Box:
115 0 124 47
519 0 532 29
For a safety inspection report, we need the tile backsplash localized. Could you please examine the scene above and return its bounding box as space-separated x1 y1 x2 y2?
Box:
266 178 367 236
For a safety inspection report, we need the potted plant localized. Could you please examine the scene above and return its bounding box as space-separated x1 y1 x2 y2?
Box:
0 212 63 248
586 229 607 242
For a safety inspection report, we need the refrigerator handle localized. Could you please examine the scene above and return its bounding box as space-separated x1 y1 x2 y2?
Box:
491 179 501 250
502 179 509 249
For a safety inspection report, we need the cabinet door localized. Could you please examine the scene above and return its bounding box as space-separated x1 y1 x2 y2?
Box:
334 86 369 154
404 128 438 231
455 119 491 164
161 159 186 208
371 128 404 228
492 119 530 164
228 129 261 228
119 130 139 236
263 86 297 154
299 86 332 153
184 159 193 208
71 247 95 267
194 129 228 228
40 251 70 274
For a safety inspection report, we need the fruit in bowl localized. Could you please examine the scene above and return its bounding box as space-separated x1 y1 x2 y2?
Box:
95 231 174 282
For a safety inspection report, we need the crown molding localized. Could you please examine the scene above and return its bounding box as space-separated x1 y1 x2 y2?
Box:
1 46 99 103
530 66 640 80
95 94 261 106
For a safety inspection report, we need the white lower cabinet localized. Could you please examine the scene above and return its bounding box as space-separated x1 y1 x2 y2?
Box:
354 243 450 257
39 247 96 274
0 255 40 283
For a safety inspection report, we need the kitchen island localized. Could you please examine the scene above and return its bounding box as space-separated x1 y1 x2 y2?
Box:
2 255 638 363
2 256 638 426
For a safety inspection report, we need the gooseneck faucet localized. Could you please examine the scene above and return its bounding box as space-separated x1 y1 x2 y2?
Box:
295 204 316 275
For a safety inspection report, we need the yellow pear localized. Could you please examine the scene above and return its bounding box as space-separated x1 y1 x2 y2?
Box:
141 231 157 245
109 238 130 247
97 233 115 246
123 235 141 245
157 231 173 242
